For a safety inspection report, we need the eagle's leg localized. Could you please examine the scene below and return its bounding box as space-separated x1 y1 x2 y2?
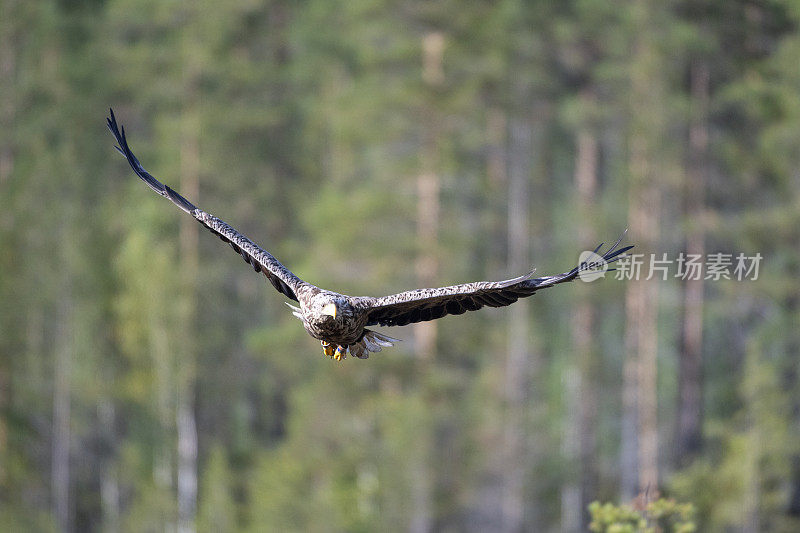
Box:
334 345 347 361
321 341 335 358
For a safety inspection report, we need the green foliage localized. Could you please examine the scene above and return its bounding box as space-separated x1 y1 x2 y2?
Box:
669 340 800 531
588 498 696 533
2 0 800 531
197 446 236 533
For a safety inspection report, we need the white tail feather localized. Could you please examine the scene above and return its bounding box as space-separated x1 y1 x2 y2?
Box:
347 330 401 359
285 302 303 319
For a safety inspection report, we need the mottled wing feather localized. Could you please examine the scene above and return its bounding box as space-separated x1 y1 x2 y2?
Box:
360 238 632 327
107 109 307 302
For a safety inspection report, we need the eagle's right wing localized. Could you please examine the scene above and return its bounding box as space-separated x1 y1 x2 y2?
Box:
107 109 310 302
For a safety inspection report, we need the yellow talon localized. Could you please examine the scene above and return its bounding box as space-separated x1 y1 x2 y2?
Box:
334 346 347 361
321 342 347 360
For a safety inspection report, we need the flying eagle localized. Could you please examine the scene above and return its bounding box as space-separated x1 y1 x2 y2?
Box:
107 110 632 361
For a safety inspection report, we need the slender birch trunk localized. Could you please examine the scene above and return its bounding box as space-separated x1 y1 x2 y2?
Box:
176 104 200 533
176 11 201 529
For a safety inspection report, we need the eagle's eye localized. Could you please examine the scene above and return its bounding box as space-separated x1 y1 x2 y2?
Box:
321 302 338 319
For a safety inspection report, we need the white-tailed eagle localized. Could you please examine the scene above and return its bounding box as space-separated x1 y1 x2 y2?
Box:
107 109 632 360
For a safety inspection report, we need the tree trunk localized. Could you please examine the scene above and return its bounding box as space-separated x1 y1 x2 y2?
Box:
742 349 761 533
408 32 445 533
53 295 72 532
621 0 663 498
176 17 201 525
0 0 15 186
622 180 661 500
620 326 639 500
501 113 531 533
468 107 508 531
176 396 198 533
414 31 445 362
563 103 600 531
0 1 17 488
786 292 800 517
176 101 200 533
676 59 708 467
99 400 120 532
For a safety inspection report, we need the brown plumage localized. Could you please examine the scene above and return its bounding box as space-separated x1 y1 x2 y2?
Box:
108 109 632 360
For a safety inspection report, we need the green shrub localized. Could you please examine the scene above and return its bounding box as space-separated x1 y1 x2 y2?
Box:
588 497 696 533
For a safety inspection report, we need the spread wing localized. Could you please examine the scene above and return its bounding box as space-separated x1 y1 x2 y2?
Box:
107 109 308 302
359 238 632 327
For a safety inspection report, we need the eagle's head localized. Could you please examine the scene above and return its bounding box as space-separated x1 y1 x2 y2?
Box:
315 294 353 323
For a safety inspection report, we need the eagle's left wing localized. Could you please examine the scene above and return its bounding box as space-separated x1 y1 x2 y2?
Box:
359 238 632 327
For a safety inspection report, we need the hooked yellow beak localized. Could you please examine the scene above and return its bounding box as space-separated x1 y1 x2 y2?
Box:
322 302 337 319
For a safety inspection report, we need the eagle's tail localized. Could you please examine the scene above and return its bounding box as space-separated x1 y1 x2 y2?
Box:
285 302 303 319
349 330 401 359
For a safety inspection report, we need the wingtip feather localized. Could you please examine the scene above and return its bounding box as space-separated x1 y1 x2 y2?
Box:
497 268 537 288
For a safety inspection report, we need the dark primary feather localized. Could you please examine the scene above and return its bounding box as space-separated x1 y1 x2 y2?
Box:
107 108 308 302
360 237 633 327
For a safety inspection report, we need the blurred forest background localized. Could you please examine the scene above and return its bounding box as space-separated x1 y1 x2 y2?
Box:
1 0 799 531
